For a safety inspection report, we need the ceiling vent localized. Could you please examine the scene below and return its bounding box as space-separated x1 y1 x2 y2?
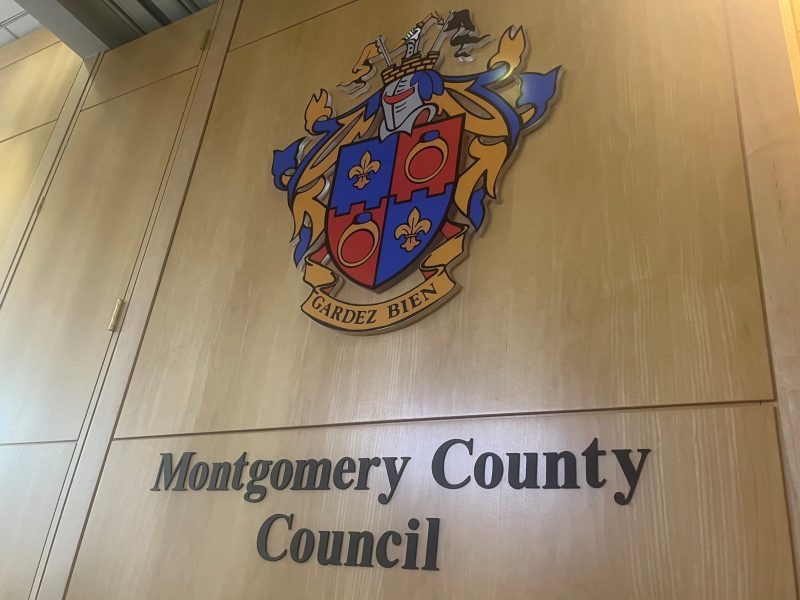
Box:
16 0 216 57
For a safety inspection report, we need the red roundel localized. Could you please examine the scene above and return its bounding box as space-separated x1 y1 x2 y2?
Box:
407 146 445 182
340 229 376 266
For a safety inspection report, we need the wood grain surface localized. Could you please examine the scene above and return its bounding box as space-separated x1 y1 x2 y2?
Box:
0 43 80 143
32 3 247 596
0 28 59 71
0 442 73 599
0 0 793 597
117 0 772 439
0 56 98 308
230 0 355 50
84 7 214 109
726 0 800 579
0 70 194 444
69 405 795 599
784 0 800 104
0 123 54 250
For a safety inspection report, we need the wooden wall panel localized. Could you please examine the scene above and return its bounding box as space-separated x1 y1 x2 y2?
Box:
68 405 796 599
727 0 800 578
0 123 54 251
779 0 800 107
0 442 73 598
0 70 195 444
84 7 214 109
0 0 789 596
231 0 355 50
0 28 59 71
31 4 250 596
117 0 772 439
0 43 80 143
0 34 82 271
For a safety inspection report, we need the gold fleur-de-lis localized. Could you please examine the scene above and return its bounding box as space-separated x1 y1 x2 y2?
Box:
348 151 381 189
394 208 431 252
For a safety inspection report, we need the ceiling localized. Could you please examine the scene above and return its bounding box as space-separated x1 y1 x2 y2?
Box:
1 0 216 53
98 0 217 36
0 0 42 48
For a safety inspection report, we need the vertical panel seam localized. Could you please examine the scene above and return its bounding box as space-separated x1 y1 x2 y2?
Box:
0 54 103 308
720 0 800 593
23 1 245 597
59 1 244 592
21 54 105 600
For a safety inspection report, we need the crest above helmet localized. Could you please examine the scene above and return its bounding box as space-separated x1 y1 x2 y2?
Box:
381 52 439 86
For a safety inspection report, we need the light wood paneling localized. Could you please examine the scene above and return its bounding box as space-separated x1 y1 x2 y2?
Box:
84 8 214 109
0 43 80 143
0 28 59 71
0 442 73 599
69 405 795 599
0 123 54 251
727 0 800 578
230 0 355 50
0 70 195 444
780 0 800 107
33 3 247 596
118 0 772 439
0 57 98 303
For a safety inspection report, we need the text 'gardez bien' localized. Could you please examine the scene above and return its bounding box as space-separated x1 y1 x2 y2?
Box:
150 438 651 570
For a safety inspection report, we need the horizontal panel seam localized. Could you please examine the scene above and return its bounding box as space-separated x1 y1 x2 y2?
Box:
114 398 777 442
80 64 198 112
0 40 61 73
228 0 361 55
0 439 78 447
0 119 58 146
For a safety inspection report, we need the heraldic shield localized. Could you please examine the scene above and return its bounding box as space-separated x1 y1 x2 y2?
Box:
327 115 464 289
272 9 562 333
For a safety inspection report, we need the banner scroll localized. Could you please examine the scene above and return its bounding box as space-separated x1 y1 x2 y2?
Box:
301 225 468 333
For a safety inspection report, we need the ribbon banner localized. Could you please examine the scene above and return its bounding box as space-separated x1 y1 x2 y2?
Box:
301 226 467 333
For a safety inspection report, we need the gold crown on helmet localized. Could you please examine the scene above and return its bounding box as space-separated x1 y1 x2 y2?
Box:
381 52 440 86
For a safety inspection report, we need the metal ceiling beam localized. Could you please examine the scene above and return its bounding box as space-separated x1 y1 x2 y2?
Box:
16 0 139 57
16 0 213 58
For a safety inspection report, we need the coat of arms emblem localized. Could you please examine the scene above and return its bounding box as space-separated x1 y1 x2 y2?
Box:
272 10 561 333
